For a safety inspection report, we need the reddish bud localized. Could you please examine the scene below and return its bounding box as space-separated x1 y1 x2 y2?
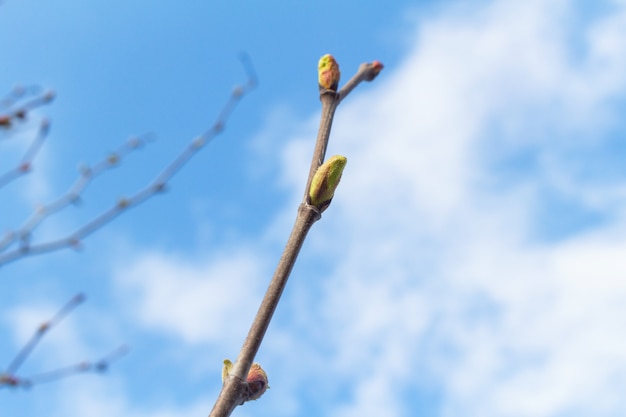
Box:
318 54 341 92
364 60 384 81
245 363 269 401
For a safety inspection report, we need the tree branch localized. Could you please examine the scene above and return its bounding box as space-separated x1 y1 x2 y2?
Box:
0 293 128 389
208 56 383 417
0 55 257 268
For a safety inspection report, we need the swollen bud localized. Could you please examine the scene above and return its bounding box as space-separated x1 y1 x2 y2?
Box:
368 60 384 80
221 359 233 384
221 359 269 403
308 155 347 212
245 363 269 401
318 54 341 92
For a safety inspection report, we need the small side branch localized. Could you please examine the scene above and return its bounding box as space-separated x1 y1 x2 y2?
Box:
4 293 84 375
0 294 127 390
0 87 54 130
0 87 55 189
19 345 129 387
0 118 50 189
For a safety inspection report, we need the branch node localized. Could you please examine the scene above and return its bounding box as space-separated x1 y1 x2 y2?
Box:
37 322 50 333
117 197 130 209
107 153 120 165
69 238 82 250
42 90 56 102
319 89 339 100
127 137 143 149
78 164 92 176
232 86 244 98
153 182 167 192
192 136 206 148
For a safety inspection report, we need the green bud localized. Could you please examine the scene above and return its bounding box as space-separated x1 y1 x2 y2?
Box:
221 359 233 384
308 155 347 212
318 54 341 92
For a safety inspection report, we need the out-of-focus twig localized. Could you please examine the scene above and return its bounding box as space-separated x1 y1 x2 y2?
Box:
0 87 55 189
0 118 50 189
0 133 155 256
4 293 85 376
17 345 129 387
0 54 257 268
0 293 128 389
0 85 44 110
0 87 54 131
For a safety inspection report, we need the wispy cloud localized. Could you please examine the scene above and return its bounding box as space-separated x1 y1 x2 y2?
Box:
114 247 267 347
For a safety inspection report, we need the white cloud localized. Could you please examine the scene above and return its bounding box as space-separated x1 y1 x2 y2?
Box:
31 374 222 417
113 248 266 346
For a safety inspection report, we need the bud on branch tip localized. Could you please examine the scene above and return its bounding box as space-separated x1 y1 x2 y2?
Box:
308 155 347 212
318 54 341 92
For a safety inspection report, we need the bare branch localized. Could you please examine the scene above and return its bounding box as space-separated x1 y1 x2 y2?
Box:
0 87 55 189
5 293 85 375
0 85 44 110
0 118 50 189
21 344 129 387
0 294 127 390
0 134 155 258
0 87 54 130
209 57 383 417
337 60 383 104
0 55 256 268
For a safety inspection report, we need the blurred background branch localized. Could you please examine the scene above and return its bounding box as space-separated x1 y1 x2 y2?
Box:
0 293 128 389
0 54 256 268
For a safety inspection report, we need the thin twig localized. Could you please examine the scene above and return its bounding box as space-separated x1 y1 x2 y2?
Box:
0 118 50 189
5 293 85 375
0 134 155 256
0 55 256 268
0 85 43 110
0 87 54 189
208 58 383 417
337 61 384 104
0 88 54 130
0 294 127 390
23 344 129 386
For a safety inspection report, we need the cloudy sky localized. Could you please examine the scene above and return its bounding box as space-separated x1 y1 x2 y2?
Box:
2 0 626 416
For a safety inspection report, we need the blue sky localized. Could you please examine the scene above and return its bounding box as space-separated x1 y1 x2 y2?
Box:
3 0 626 416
